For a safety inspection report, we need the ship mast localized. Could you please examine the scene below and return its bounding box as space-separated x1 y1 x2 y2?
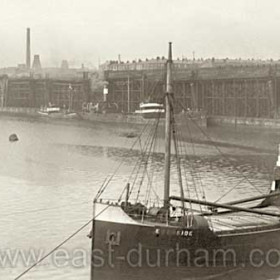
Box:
163 42 173 209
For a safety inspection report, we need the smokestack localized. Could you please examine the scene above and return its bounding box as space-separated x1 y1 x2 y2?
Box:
26 28 31 69
168 42 172 62
32 55 41 70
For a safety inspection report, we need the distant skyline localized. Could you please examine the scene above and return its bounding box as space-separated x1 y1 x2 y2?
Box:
1 0 280 68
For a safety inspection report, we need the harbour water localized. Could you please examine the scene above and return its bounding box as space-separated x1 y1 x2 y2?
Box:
1 115 280 279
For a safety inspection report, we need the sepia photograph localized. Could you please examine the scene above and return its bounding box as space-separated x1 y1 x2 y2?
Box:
2 0 280 279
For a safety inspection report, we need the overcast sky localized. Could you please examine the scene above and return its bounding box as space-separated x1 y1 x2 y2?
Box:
1 0 280 68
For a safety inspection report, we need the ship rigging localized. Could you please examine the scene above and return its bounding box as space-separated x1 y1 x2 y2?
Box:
89 43 280 280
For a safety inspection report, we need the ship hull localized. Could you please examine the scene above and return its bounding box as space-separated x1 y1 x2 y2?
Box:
37 111 78 118
90 203 280 280
140 112 165 119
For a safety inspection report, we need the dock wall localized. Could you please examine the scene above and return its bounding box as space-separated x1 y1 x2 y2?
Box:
0 107 38 116
208 116 280 128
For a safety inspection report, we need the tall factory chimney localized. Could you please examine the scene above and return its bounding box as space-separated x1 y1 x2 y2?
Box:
26 28 31 69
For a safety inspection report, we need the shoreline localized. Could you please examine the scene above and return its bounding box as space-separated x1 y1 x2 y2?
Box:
209 116 280 129
0 107 279 155
2 106 280 129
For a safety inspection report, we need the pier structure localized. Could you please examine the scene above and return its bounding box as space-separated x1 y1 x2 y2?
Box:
103 60 280 119
0 75 8 108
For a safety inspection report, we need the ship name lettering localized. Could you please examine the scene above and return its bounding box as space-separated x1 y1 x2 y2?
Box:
177 230 193 237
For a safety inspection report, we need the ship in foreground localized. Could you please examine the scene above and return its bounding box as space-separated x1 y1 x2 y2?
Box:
89 43 280 280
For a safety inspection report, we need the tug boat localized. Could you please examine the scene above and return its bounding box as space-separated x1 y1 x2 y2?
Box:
135 102 165 119
38 103 77 118
38 104 61 116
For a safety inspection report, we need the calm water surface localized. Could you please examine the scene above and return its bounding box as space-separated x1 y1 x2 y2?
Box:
1 115 280 280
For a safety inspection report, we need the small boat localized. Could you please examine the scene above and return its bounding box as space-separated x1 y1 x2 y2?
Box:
38 104 61 116
64 111 78 118
38 104 77 118
89 43 280 280
135 102 165 119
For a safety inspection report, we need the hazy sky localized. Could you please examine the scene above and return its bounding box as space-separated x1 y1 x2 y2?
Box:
1 0 280 68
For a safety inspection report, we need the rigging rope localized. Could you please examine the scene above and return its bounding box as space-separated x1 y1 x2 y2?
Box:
133 122 157 199
178 102 264 196
138 96 165 205
175 123 194 215
214 178 246 203
137 112 161 203
123 119 157 201
179 114 214 226
183 112 207 204
171 111 186 215
101 90 165 203
178 116 204 213
14 204 110 280
143 113 161 207
117 121 155 202
95 120 152 200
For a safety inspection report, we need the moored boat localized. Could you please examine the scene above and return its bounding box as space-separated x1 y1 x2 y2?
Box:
135 102 165 119
89 43 280 280
38 104 78 118
38 104 61 116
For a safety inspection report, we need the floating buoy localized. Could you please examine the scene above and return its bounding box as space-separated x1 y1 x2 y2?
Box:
9 134 19 142
121 132 138 138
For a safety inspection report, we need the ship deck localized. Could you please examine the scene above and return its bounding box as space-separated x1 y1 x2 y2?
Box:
208 206 280 234
95 202 280 236
130 206 280 235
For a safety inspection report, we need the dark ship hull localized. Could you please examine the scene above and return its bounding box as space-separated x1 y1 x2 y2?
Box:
90 203 280 280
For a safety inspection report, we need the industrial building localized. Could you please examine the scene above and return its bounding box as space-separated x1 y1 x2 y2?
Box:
0 28 91 111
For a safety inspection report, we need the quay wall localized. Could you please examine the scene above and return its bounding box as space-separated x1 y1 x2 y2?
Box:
208 116 280 128
0 107 38 117
2 105 280 130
